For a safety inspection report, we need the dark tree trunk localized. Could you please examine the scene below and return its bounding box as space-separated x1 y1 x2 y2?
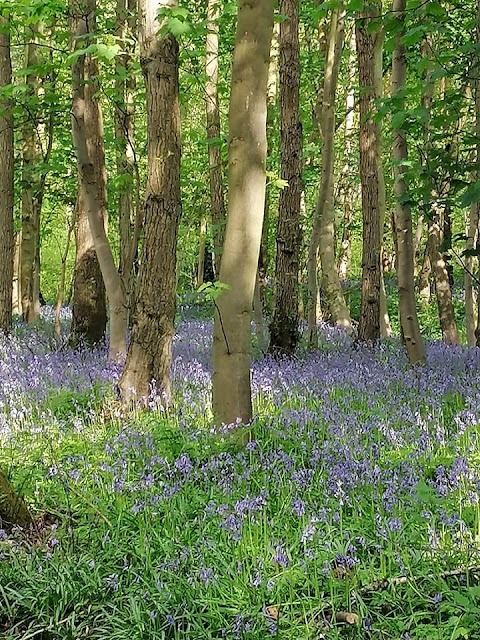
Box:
269 0 302 356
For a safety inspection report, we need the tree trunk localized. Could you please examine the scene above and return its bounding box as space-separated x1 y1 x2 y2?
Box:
21 24 43 324
0 17 14 333
0 468 32 530
12 233 21 316
373 19 393 338
312 6 352 334
118 0 181 405
269 0 303 356
337 30 357 282
70 193 107 346
212 0 274 427
206 0 226 278
115 0 138 308
391 0 426 364
196 217 207 288
356 4 382 343
70 0 127 360
466 0 480 347
55 207 75 342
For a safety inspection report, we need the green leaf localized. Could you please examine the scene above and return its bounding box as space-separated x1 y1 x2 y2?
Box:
460 181 480 207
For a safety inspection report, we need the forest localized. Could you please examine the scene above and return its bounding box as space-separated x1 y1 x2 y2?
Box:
1 0 480 637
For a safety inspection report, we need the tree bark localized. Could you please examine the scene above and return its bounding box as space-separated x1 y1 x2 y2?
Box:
70 193 107 346
0 16 14 333
310 6 351 335
206 0 226 277
269 0 303 356
21 24 43 324
70 0 127 360
55 207 75 342
212 0 274 427
391 0 426 364
115 0 138 309
0 468 32 530
356 4 382 343
118 0 181 405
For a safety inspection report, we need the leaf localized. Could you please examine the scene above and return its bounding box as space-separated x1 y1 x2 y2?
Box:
460 181 480 207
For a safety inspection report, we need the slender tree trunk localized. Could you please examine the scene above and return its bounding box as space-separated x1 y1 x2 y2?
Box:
391 0 426 364
70 0 127 360
212 0 274 427
55 207 75 342
356 4 382 342
312 7 351 333
374 20 393 337
21 24 43 324
0 17 14 333
118 0 181 404
196 217 207 288
467 0 480 347
12 233 21 316
115 0 138 306
206 0 226 277
337 30 357 282
269 0 303 355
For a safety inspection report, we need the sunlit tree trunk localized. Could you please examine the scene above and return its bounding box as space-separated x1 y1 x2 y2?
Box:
118 0 181 404
206 0 226 277
70 0 127 360
54 207 75 342
391 0 425 364
12 233 21 316
212 0 274 427
337 30 357 282
466 0 480 347
356 3 381 342
269 0 303 355
311 6 351 335
115 0 138 307
374 18 393 337
0 16 14 333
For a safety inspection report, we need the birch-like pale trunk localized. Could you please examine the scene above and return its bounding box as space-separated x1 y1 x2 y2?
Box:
70 0 127 360
337 30 357 282
206 0 226 277
212 0 274 427
269 0 303 355
54 207 75 342
373 19 393 337
310 6 351 335
391 0 426 364
118 0 181 404
0 16 13 333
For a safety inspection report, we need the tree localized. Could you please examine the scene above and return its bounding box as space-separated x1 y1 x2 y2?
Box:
356 3 382 343
0 15 14 333
212 0 274 427
308 6 351 344
118 0 181 404
70 0 127 359
391 0 426 364
269 0 303 356
205 0 226 278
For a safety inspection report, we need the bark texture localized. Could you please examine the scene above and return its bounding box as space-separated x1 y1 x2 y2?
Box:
21 24 43 324
115 0 138 305
269 0 303 356
356 4 381 343
0 468 32 530
206 0 226 277
118 0 181 404
70 0 127 359
391 0 426 364
71 194 107 346
212 0 274 426
309 7 351 338
0 17 14 333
